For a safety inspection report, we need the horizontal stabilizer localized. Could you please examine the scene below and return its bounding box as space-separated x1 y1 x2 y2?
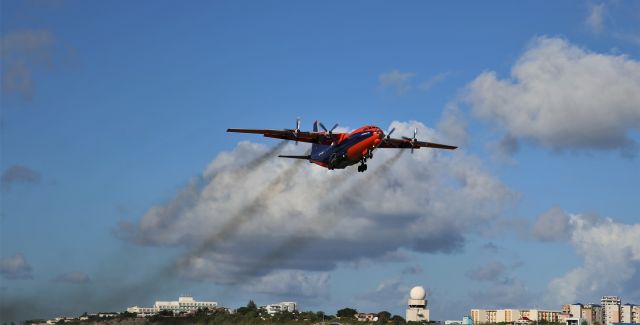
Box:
278 155 311 160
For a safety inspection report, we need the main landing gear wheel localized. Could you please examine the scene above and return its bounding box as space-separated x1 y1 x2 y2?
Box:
357 163 368 172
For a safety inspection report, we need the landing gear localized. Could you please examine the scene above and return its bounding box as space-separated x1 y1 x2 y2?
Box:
328 153 338 170
357 160 368 172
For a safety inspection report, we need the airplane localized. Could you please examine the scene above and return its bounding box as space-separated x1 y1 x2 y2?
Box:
227 119 457 172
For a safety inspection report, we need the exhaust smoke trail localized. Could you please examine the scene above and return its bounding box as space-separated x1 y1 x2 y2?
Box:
1 142 292 322
177 150 309 272
220 150 406 290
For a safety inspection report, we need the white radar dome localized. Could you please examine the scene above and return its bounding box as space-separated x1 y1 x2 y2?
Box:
410 286 426 300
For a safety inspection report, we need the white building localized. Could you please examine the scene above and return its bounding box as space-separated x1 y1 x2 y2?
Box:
406 286 430 322
261 301 297 315
602 296 621 325
127 295 217 315
471 309 561 323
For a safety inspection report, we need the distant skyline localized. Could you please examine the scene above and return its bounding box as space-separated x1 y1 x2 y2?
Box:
1 1 639 323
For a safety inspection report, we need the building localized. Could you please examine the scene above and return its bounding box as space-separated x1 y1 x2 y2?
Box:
621 304 640 324
356 313 379 322
406 286 430 322
261 301 297 315
127 295 217 315
470 309 561 324
446 316 473 325
464 315 474 325
570 303 605 325
581 304 604 325
571 304 584 319
567 317 587 325
602 296 622 325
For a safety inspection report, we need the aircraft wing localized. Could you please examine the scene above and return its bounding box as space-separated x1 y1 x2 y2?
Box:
226 128 340 145
378 137 457 150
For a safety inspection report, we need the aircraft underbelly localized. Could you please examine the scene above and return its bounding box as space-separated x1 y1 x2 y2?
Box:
312 135 378 169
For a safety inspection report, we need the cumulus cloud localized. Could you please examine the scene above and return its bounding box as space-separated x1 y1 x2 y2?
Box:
467 37 640 156
378 70 415 96
418 72 451 92
119 121 515 293
466 261 508 283
1 165 42 190
1 29 55 100
585 4 605 34
545 215 640 305
437 103 467 147
531 207 571 242
0 254 33 279
53 272 90 284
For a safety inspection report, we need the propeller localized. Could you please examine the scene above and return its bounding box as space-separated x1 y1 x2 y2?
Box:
382 127 396 142
319 122 339 140
402 128 418 153
285 117 302 145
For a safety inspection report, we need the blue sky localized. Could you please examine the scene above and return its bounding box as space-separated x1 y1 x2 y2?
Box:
2 1 640 322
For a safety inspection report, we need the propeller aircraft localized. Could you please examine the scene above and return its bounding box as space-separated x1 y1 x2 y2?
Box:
227 119 457 172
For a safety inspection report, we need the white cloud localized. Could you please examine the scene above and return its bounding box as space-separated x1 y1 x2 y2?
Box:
119 121 515 294
0 254 33 280
418 72 451 92
531 207 571 242
467 37 640 155
437 103 467 147
585 4 605 34
545 215 640 305
378 70 415 96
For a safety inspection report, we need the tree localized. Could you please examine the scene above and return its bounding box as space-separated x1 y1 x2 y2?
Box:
337 307 358 318
237 300 259 316
391 314 406 324
378 311 392 322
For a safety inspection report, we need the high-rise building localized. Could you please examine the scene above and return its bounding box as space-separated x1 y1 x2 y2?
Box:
406 286 429 322
601 296 621 325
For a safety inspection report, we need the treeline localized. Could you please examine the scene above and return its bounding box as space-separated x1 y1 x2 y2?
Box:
23 301 415 325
